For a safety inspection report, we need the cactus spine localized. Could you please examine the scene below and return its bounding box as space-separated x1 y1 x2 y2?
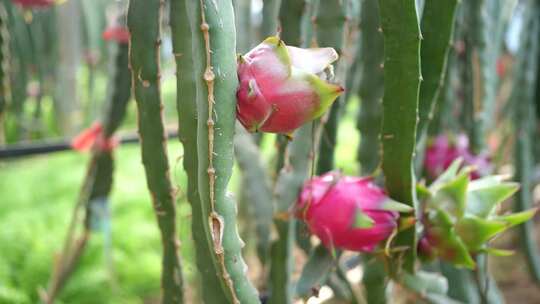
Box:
512 0 540 284
378 0 421 273
185 0 260 303
127 1 184 303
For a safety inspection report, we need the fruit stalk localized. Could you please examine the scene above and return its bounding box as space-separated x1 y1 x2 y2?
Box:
127 1 184 302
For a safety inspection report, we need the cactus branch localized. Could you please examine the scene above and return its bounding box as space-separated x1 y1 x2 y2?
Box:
378 0 421 273
512 0 540 284
186 0 260 302
416 0 458 143
356 0 384 175
127 1 184 302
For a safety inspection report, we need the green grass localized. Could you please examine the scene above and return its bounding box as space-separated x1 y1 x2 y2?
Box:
0 142 195 304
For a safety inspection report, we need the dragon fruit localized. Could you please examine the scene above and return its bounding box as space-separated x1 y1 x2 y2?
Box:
71 122 118 152
102 25 130 44
424 134 491 180
12 0 55 8
236 36 344 135
296 172 411 252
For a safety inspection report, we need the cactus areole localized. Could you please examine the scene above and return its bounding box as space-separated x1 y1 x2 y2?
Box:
236 36 344 135
296 172 412 252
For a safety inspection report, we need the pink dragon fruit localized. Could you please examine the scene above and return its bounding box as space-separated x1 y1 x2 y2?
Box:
296 172 411 252
102 25 130 44
424 134 491 180
236 36 344 135
12 0 55 8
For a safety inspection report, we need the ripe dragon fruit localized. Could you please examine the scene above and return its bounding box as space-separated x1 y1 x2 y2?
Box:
424 134 491 180
296 172 412 252
71 122 118 152
12 0 55 8
102 25 130 44
236 36 344 135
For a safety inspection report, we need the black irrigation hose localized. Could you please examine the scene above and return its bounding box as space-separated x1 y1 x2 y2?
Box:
0 129 178 159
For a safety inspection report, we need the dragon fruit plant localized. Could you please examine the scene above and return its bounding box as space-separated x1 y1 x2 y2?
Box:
418 159 537 268
236 36 344 135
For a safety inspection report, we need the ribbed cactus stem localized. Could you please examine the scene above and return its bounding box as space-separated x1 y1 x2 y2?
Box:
378 0 421 273
278 0 305 46
356 0 384 175
186 0 260 302
127 1 184 303
416 0 458 143
314 0 346 174
234 125 273 266
171 1 227 302
261 0 282 38
270 124 314 304
235 0 252 53
362 257 387 304
0 1 9 145
512 0 540 284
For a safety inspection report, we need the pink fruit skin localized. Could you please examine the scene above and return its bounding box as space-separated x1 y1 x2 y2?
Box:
297 172 398 252
12 0 54 8
102 26 130 44
237 37 343 135
424 134 491 180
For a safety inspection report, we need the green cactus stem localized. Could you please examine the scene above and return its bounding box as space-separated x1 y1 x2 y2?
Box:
278 0 304 46
185 0 260 302
171 0 226 302
234 125 274 266
356 0 384 175
416 0 459 144
512 0 540 284
234 0 252 53
0 1 9 145
270 124 314 304
314 0 347 175
128 1 184 303
261 0 281 38
44 30 132 304
363 257 387 304
378 0 421 273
